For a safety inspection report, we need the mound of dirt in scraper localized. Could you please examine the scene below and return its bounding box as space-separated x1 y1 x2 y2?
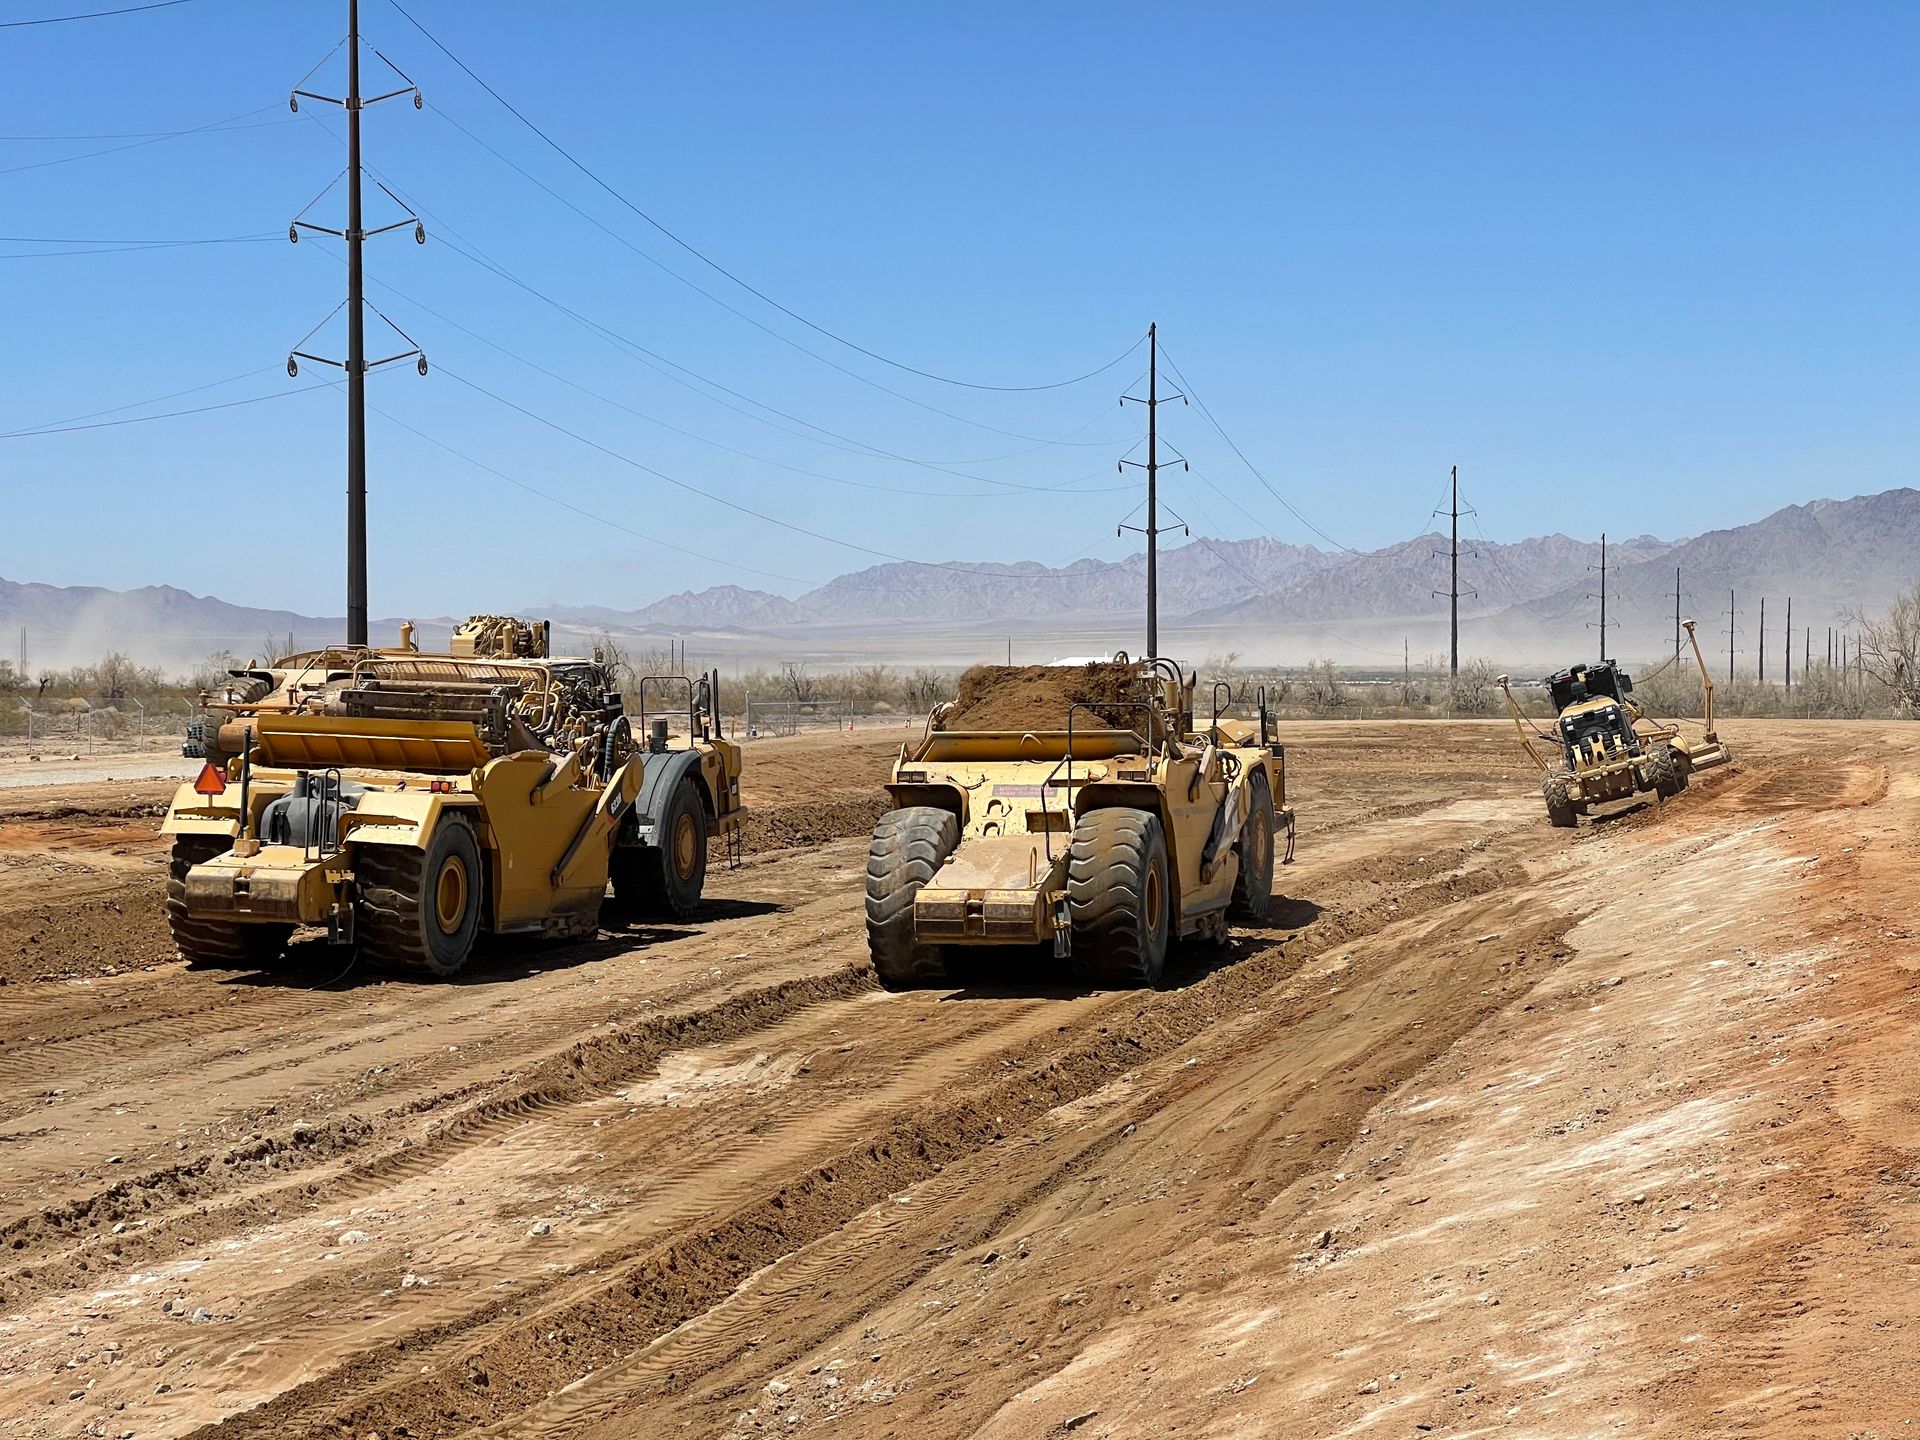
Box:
937 663 1151 733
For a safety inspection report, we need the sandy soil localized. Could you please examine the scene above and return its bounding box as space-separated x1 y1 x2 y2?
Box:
0 719 1915 1438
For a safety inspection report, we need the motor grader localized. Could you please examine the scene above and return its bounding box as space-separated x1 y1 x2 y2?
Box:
865 658 1292 989
1499 618 1732 828
162 616 744 977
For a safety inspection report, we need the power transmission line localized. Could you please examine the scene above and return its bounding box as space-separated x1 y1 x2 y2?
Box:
0 365 279 434
293 120 1135 470
438 365 1139 586
3 380 333 438
413 100 1147 444
2 0 197 27
0 234 277 259
387 0 1143 396
0 105 291 176
1152 341 1358 554
313 237 1135 500
368 400 821 588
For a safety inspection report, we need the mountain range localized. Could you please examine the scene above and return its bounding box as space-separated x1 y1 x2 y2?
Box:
7 488 1917 674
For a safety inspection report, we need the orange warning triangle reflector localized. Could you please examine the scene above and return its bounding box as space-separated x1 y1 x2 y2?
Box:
193 761 228 796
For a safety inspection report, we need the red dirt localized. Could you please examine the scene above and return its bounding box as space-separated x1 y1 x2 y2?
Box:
0 720 1916 1438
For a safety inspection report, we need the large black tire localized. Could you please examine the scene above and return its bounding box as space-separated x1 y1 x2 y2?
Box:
356 814 484 978
612 776 709 920
1648 742 1689 799
1067 808 1171 988
865 807 959 989
1230 772 1276 924
165 836 294 968
1542 771 1578 829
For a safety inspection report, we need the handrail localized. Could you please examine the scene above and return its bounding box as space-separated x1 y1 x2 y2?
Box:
636 674 696 747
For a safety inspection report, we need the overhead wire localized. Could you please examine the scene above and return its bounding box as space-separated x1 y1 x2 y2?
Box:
293 109 1134 470
388 0 1144 396
0 364 279 434
437 364 1144 586
0 233 278 258
0 105 293 177
313 236 1134 499
413 98 1145 444
1155 340 1360 554
1 0 196 26
2 379 334 438
368 400 823 587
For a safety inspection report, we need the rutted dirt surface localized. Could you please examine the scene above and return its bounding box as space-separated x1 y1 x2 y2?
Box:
2 720 1919 1437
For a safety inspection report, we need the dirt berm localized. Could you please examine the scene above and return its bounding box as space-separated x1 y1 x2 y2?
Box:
937 662 1149 732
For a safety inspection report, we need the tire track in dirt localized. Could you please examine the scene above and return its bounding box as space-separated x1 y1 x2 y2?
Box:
0 966 878 1311
177 839 1534 1440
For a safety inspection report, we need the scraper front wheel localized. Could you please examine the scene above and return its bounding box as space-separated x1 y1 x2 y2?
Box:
166 836 293 968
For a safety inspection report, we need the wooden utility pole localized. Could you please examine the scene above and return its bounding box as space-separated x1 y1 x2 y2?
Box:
1759 597 1766 684
1784 597 1792 694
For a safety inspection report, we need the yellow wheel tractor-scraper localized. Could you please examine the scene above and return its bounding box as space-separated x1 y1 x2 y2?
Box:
865 658 1294 989
162 616 744 977
1498 619 1733 828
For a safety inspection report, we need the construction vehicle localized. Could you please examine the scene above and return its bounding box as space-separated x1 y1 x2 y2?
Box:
865 659 1293 989
1499 618 1732 828
160 617 744 976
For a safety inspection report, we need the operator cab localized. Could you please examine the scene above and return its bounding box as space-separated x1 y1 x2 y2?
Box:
1548 660 1638 762
1548 660 1632 712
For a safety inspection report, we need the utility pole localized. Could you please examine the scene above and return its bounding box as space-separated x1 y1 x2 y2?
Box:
1727 589 1735 684
1784 597 1792 694
288 0 427 646
1119 323 1188 658
1431 467 1474 680
1759 597 1766 684
1586 533 1610 659
1674 565 1682 662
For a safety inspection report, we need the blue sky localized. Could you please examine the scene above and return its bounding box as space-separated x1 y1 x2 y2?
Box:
3 1 1915 617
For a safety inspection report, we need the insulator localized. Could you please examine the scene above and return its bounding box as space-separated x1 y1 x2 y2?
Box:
288 223 299 244
413 89 423 109
289 94 299 113
416 355 429 376
287 357 299 378
414 221 425 245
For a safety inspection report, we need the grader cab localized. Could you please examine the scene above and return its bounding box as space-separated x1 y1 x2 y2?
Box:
161 618 744 977
865 658 1293 989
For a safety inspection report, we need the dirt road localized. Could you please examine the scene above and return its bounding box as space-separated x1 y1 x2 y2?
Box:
1 720 1916 1437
